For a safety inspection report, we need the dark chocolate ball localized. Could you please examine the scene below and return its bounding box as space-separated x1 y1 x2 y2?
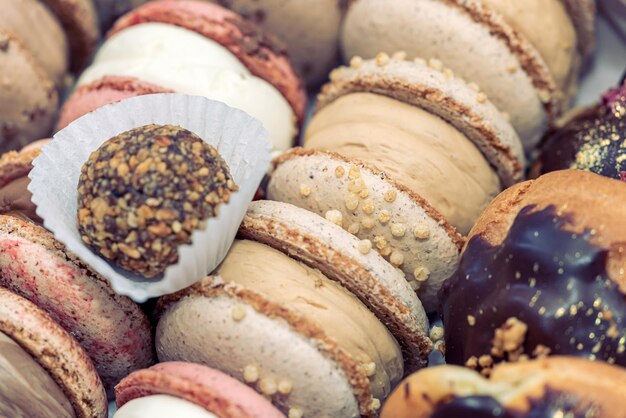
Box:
77 124 238 278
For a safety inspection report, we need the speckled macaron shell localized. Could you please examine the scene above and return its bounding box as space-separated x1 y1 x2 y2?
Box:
156 276 377 418
0 140 49 187
41 0 100 72
563 0 596 61
239 200 432 371
267 148 464 313
381 356 626 418
109 0 307 124
318 56 525 186
0 287 108 418
115 362 285 418
341 0 558 150
0 30 58 153
0 215 154 395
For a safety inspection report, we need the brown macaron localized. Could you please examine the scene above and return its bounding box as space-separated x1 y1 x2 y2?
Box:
440 170 626 371
381 356 626 418
0 287 107 418
0 214 155 395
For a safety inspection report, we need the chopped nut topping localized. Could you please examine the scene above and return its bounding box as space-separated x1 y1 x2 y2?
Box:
390 251 404 266
429 326 444 342
414 266 430 281
476 92 488 104
348 166 361 179
345 193 360 211
325 210 343 226
278 380 293 394
384 190 397 202
348 222 360 234
231 305 247 322
371 398 381 411
413 224 431 239
350 56 364 69
375 52 390 66
362 199 375 214
259 377 277 396
299 184 311 197
335 165 346 178
358 239 372 255
391 223 406 237
378 210 391 224
361 217 375 229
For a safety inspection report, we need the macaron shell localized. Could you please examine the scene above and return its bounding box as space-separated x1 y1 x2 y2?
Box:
0 287 107 418
319 57 525 186
0 215 154 394
0 31 58 153
116 362 285 418
240 200 431 370
206 0 345 86
268 148 463 313
109 0 306 124
0 143 47 188
156 276 375 417
41 0 100 72
57 76 173 129
341 0 556 150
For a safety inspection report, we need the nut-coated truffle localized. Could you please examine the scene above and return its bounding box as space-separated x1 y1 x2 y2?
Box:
77 124 238 278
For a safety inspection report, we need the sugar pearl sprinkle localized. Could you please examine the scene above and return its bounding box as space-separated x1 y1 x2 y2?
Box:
278 379 293 395
259 377 278 396
243 365 259 383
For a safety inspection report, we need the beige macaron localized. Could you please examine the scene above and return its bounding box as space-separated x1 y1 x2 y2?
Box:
381 356 626 418
341 0 582 150
239 200 432 370
0 287 108 418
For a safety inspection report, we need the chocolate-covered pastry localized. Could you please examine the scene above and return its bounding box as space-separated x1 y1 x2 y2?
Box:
533 80 626 180
381 357 626 418
440 170 626 371
77 124 238 278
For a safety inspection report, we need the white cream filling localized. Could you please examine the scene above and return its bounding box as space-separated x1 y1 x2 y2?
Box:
114 395 217 418
79 23 296 151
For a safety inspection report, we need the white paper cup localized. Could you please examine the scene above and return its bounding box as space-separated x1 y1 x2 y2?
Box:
29 93 271 302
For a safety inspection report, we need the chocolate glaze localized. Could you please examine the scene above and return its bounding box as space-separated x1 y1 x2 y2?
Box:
536 84 626 180
440 205 626 367
431 390 593 418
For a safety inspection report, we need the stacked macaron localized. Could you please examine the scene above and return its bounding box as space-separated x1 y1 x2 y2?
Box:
341 0 596 149
154 199 431 417
0 0 99 152
381 357 626 418
440 170 626 371
0 214 155 396
59 0 306 152
533 77 626 180
269 54 524 312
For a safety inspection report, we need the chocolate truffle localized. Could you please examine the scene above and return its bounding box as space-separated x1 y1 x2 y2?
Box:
533 80 626 180
440 171 626 373
77 124 238 278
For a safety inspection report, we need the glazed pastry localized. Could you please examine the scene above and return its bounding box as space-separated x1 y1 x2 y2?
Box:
0 287 107 418
205 0 346 86
62 0 306 151
0 214 154 394
381 357 626 418
77 124 238 278
114 362 285 418
341 0 596 149
154 200 424 417
533 79 626 180
440 170 626 370
270 55 524 311
0 138 50 223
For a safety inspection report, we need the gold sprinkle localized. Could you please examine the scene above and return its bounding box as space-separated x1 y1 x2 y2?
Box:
325 210 343 226
278 380 293 394
570 305 578 316
375 52 390 66
476 92 488 104
243 365 259 383
259 377 278 396
428 58 443 71
391 223 406 237
348 222 360 234
335 166 346 178
299 184 311 197
555 307 566 318
345 193 360 210
390 251 404 266
358 239 372 255
288 408 303 418
467 315 477 326
348 166 361 179
362 362 377 377
350 56 364 69
538 306 546 315
378 210 391 224
361 217 375 229
413 224 430 239
231 305 247 322
430 326 444 342
414 266 430 281
384 190 397 202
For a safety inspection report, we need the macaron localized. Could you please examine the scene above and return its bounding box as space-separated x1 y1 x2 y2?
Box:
0 214 155 394
440 170 626 371
270 55 524 311
381 357 626 418
114 362 285 418
63 0 306 151
0 30 58 152
533 79 626 180
341 0 596 149
0 286 107 418
92 0 148 31
0 138 50 223
204 0 347 86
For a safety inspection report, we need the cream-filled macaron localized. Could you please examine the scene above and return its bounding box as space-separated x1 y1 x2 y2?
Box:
341 0 596 149
269 55 524 311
